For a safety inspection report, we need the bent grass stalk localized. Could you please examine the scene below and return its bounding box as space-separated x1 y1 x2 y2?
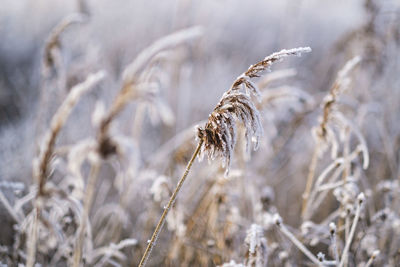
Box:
138 140 203 267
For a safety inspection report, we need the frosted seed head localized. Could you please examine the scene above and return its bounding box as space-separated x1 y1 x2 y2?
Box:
317 252 325 262
371 250 380 259
357 192 365 204
199 47 310 174
273 214 282 226
278 251 289 260
329 222 336 236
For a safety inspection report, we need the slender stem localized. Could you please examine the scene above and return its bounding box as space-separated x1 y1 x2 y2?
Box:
73 161 100 267
302 146 319 218
132 103 146 141
138 140 203 267
275 218 321 266
330 228 339 265
342 127 351 184
26 205 39 267
365 250 379 267
339 197 363 267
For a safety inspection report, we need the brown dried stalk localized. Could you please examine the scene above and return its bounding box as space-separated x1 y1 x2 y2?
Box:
42 13 88 78
139 47 311 266
72 27 203 267
36 13 88 141
97 26 203 158
301 56 361 219
34 71 106 197
72 160 100 267
26 71 105 267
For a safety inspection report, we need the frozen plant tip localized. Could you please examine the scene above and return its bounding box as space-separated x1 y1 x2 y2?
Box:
197 47 311 175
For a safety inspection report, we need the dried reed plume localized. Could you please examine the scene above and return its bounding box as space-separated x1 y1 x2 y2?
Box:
97 26 203 158
139 47 311 267
35 13 88 141
42 13 88 78
302 56 362 218
197 47 311 175
26 71 105 267
34 71 106 196
72 27 203 266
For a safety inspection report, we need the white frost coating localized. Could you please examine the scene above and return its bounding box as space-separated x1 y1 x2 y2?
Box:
263 47 312 62
245 224 264 254
244 224 268 267
338 56 362 80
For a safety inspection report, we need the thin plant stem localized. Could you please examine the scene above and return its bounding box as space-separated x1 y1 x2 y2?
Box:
132 103 146 142
138 140 203 267
26 205 39 267
302 146 319 218
329 223 339 265
339 194 364 267
365 250 379 267
342 127 351 184
274 215 322 266
73 161 101 267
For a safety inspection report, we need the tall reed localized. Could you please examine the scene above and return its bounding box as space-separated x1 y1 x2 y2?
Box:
138 47 311 266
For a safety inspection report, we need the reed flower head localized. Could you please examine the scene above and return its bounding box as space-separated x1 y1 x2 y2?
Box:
197 47 311 174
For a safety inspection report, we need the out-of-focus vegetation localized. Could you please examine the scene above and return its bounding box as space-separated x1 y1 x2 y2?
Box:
0 0 399 266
